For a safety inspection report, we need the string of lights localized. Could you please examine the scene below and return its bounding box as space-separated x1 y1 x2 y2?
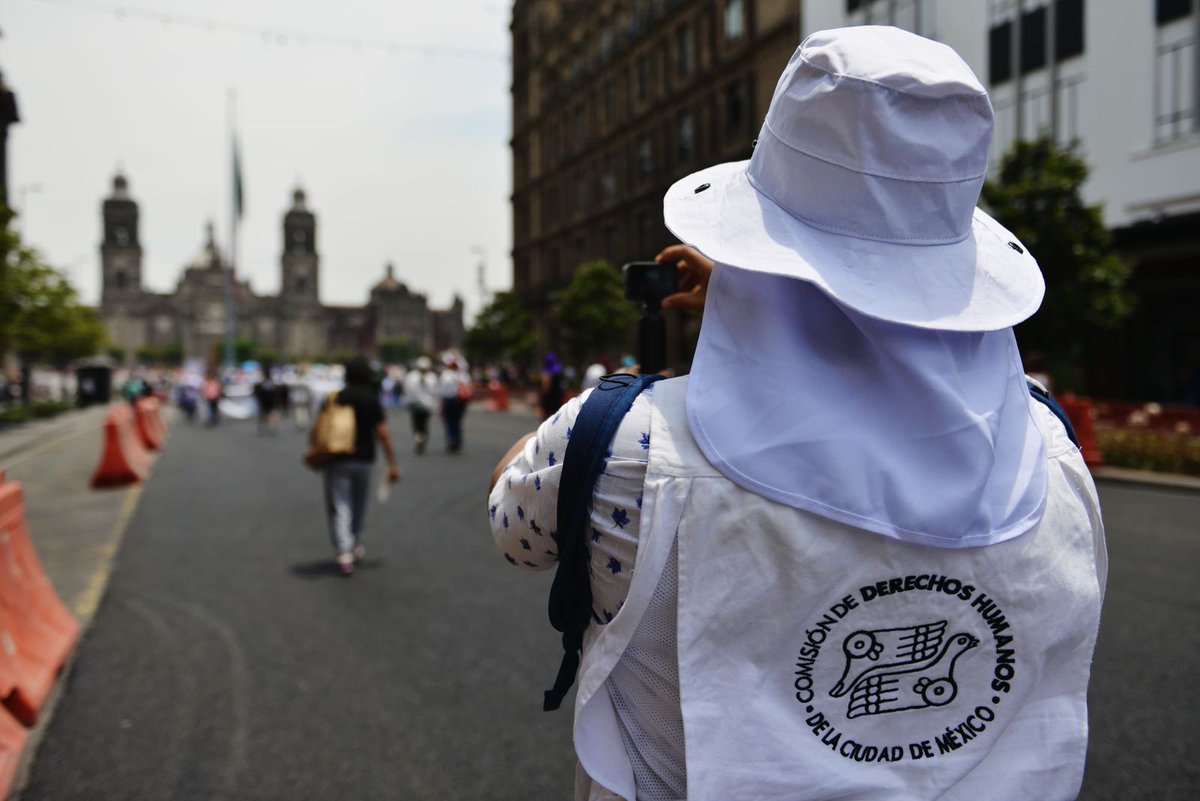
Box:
28 0 510 62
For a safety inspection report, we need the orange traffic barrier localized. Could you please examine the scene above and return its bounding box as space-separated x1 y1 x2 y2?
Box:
134 397 166 451
92 405 156 488
0 705 28 798
1059 394 1104 469
485 380 510 412
0 477 79 725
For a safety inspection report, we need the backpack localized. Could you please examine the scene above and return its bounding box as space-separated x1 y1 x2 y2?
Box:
545 373 663 711
303 391 357 469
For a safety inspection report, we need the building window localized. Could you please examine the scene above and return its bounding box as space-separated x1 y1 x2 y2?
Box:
1019 6 1048 74
989 20 1013 84
637 212 655 255
1056 0 1084 60
989 0 1085 85
637 136 655 176
1155 1 1197 143
676 24 695 78
725 0 745 42
115 270 127 290
678 113 696 162
603 81 616 126
1158 0 1193 25
601 155 618 201
576 173 589 213
636 55 651 103
573 104 587 151
725 81 747 139
296 277 307 294
545 186 560 228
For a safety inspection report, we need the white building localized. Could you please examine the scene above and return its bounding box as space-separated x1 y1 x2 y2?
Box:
801 0 1200 401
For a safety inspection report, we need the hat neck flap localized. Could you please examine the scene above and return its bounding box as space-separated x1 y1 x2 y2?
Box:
686 265 1047 548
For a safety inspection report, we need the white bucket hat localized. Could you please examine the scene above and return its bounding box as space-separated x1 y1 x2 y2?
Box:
664 26 1044 331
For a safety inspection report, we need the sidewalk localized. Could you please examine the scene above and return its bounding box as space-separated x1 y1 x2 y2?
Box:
1092 465 1200 492
0 405 139 623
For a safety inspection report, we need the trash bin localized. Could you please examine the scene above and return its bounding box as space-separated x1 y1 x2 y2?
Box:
75 363 113 407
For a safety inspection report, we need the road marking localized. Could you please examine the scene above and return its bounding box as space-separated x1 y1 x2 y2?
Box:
73 484 142 622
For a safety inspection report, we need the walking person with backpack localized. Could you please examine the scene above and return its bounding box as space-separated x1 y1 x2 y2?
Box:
487 27 1106 801
308 357 401 576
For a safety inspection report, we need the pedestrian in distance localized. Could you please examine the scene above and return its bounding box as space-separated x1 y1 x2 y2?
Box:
403 356 438 455
290 378 312 429
438 358 470 454
253 366 280 435
275 377 292 426
488 27 1106 801
319 357 401 576
538 352 566 421
202 371 223 427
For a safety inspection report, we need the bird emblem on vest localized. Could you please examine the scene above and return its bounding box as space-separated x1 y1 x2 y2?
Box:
829 621 979 719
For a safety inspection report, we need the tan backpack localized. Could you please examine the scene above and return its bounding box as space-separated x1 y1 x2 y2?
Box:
303 391 356 469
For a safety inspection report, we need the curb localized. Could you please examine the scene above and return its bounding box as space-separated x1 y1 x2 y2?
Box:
1091 466 1200 493
8 482 144 801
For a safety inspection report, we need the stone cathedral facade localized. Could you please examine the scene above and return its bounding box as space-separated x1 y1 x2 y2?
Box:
98 173 464 363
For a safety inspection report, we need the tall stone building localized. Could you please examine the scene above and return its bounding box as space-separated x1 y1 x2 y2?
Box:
98 174 464 363
510 0 800 341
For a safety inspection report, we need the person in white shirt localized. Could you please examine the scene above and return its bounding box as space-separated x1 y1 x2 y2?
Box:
438 358 470 453
402 356 438 455
488 27 1106 801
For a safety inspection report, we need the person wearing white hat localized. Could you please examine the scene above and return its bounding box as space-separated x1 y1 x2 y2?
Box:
488 26 1106 801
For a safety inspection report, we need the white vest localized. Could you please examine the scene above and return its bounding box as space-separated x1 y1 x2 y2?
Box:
573 377 1106 801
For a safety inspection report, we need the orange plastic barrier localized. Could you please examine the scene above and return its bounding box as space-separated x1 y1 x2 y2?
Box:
0 478 80 725
92 405 156 488
134 397 166 451
1059 394 1104 469
485 380 510 412
0 706 28 798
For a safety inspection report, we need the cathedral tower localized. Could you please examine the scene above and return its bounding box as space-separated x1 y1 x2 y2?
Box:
281 186 319 305
100 172 143 306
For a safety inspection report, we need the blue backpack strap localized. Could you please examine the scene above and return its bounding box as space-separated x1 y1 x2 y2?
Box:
1027 380 1080 449
544 373 664 711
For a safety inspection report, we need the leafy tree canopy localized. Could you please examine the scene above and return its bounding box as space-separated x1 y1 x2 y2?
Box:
554 260 639 365
465 290 535 367
378 338 419 365
1 215 108 366
982 137 1134 364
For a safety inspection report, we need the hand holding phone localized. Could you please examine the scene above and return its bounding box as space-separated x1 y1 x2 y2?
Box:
656 245 714 313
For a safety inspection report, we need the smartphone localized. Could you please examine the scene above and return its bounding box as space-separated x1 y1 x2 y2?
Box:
623 261 680 306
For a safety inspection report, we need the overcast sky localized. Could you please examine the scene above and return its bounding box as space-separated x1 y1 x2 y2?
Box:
4 0 512 317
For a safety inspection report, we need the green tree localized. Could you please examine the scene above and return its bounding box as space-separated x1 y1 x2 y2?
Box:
464 290 536 367
982 137 1134 374
208 339 257 366
1 221 107 370
554 260 639 365
378 338 418 365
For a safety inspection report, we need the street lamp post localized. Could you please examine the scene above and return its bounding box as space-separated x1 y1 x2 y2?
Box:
471 244 490 314
15 182 42 230
0 69 18 210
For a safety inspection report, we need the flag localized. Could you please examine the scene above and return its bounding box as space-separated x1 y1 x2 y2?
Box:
232 136 244 222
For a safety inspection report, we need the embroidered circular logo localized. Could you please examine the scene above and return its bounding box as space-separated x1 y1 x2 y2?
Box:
792 574 1017 763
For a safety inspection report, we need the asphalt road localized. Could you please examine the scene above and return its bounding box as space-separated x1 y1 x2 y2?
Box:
19 408 1199 800
1078 480 1199 801
21 408 574 801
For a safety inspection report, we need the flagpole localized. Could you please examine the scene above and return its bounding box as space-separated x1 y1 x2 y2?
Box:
224 88 238 370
